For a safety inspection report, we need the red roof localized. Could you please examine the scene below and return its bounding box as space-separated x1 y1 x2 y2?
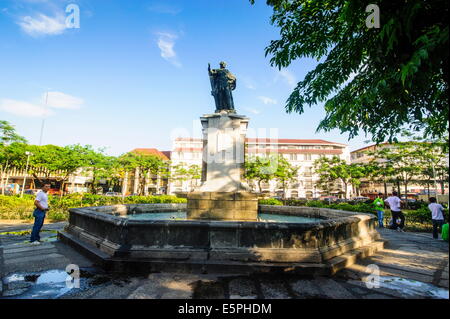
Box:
161 151 171 160
131 148 169 160
246 138 345 145
350 142 390 154
247 149 343 155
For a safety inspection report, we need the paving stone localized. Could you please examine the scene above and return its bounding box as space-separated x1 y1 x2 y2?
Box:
290 279 324 298
6 281 32 290
2 287 29 297
259 280 291 299
127 274 205 299
313 278 355 299
3 244 56 254
228 277 258 299
438 279 448 288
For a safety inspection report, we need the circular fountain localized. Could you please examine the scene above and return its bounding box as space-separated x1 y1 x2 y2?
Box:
58 62 384 275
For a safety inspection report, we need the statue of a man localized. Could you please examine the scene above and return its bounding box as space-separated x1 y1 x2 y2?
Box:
208 61 236 113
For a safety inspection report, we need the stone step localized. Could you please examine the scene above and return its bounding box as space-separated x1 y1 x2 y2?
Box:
3 244 56 254
4 253 64 265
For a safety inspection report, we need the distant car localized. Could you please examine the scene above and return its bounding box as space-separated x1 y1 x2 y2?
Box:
352 196 370 201
321 196 339 202
104 192 122 197
0 189 13 195
24 189 40 195
47 188 61 195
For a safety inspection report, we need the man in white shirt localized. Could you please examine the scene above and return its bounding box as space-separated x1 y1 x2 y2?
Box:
428 197 445 239
385 191 405 231
30 183 51 244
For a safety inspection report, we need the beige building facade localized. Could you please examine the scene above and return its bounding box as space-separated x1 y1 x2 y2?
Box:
168 137 351 199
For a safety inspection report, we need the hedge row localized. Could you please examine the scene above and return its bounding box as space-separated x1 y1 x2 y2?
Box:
258 199 447 224
0 194 187 221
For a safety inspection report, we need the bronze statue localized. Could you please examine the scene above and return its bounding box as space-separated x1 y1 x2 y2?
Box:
208 61 236 113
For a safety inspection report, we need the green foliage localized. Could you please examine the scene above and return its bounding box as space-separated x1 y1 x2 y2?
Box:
245 154 298 197
313 156 366 198
0 194 186 221
251 0 449 143
0 120 27 146
245 155 279 191
259 198 283 206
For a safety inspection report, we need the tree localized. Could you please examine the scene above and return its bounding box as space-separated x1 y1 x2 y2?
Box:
274 155 298 199
364 157 396 196
169 163 202 192
0 143 28 194
119 152 165 195
28 144 89 193
77 145 117 194
244 155 278 192
251 0 449 143
313 156 365 199
0 120 27 146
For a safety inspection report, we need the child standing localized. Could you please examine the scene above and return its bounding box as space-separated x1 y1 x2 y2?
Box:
373 193 385 228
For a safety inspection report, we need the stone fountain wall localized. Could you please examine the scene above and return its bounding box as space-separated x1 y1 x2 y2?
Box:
59 204 384 275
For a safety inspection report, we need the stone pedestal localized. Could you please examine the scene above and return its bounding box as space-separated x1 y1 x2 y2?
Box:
187 111 258 220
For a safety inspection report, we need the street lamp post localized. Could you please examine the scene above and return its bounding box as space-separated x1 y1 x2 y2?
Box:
20 151 33 198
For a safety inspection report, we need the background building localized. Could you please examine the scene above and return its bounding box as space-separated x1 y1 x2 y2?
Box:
350 143 449 199
168 137 350 199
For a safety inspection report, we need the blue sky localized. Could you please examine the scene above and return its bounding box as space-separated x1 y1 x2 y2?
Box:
0 0 372 155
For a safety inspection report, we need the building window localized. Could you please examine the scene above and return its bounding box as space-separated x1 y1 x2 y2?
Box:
304 167 312 177
304 154 312 161
289 154 297 161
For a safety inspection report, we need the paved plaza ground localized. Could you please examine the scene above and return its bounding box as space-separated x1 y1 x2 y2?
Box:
0 221 448 299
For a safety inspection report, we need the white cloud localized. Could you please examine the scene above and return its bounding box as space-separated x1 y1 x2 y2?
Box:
156 32 181 67
245 107 260 115
277 69 297 88
258 96 277 105
0 91 84 118
43 91 84 109
241 76 256 90
0 99 53 118
148 4 182 15
17 12 66 37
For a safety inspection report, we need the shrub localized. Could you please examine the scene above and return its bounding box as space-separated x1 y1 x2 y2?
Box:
259 198 283 206
0 194 187 221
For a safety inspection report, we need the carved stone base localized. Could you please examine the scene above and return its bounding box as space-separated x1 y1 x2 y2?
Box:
187 191 258 221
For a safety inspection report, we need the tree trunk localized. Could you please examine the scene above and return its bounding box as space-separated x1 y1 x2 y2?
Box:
383 180 387 196
4 173 9 194
343 182 348 199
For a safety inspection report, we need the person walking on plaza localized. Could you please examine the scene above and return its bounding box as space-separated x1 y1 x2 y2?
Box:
29 183 51 245
428 197 445 239
385 191 405 232
373 193 385 228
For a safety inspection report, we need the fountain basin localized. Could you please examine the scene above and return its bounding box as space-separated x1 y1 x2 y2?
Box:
58 203 384 275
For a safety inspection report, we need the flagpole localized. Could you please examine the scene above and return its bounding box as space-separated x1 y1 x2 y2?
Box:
39 91 48 146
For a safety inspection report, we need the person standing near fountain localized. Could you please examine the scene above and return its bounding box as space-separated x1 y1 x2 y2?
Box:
30 183 51 245
373 193 385 228
385 191 405 232
428 197 445 239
